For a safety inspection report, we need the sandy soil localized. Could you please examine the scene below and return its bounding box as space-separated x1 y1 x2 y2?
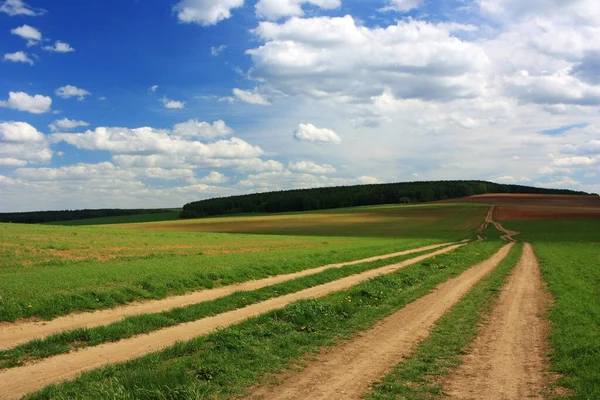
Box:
0 244 464 400
0 242 454 351
249 243 514 400
442 243 551 399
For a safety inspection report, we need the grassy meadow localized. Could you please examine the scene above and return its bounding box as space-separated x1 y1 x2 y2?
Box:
26 234 506 399
0 203 485 321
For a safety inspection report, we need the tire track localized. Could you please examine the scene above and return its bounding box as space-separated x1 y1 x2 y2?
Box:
249 243 514 400
0 244 465 400
443 243 550 399
0 242 455 350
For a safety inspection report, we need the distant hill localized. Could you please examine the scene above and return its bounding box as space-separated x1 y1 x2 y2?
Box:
182 180 591 219
0 209 176 224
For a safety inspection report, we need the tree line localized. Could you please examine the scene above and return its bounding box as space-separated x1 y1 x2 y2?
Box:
0 209 173 224
181 180 592 218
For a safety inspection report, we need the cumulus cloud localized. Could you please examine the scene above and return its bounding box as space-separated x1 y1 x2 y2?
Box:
3 51 34 65
247 16 490 103
0 0 45 16
161 97 185 109
49 118 90 132
293 123 341 144
149 85 159 92
198 171 229 184
0 121 52 165
553 156 597 167
231 88 270 105
0 91 52 114
382 0 423 12
55 85 91 100
255 0 341 20
173 0 244 26
288 160 336 174
43 41 75 53
173 119 233 139
10 24 42 46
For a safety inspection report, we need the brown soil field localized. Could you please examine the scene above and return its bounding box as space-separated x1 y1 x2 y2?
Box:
443 243 551 399
450 194 600 220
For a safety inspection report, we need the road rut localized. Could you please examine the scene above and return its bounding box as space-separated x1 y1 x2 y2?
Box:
0 244 465 400
443 243 550 399
250 243 514 400
0 242 454 350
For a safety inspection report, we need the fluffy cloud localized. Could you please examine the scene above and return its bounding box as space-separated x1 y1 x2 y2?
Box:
161 97 185 109
288 160 336 174
43 41 75 53
0 91 52 114
3 51 34 65
0 121 52 165
49 118 90 132
10 24 42 46
239 170 379 190
0 0 45 16
197 171 229 184
173 0 244 26
553 156 597 167
248 16 490 103
382 0 423 12
255 0 340 20
55 85 91 100
173 119 233 139
293 123 341 144
231 88 270 105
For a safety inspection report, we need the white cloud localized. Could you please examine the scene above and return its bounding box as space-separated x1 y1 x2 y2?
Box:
198 171 229 184
173 0 244 26
288 160 336 174
43 41 75 53
10 24 42 46
149 85 159 92
553 156 597 167
0 91 52 114
173 119 233 139
211 45 226 56
382 0 423 13
3 51 34 65
497 175 517 183
231 88 270 105
358 176 380 185
0 0 45 16
0 121 51 166
161 97 185 109
255 0 341 20
248 16 490 103
239 170 379 190
55 85 91 100
49 118 90 132
293 123 341 144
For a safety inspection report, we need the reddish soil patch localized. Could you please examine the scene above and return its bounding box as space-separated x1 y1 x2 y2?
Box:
450 194 600 220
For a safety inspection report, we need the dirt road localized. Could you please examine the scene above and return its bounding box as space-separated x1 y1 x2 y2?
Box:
0 242 454 350
0 244 465 400
250 243 514 400
443 243 550 399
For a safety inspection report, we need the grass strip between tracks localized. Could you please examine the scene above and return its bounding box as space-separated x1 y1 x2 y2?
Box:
0 246 441 369
25 240 505 400
364 242 523 400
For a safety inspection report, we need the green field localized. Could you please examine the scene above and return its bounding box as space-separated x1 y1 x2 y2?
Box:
0 203 484 321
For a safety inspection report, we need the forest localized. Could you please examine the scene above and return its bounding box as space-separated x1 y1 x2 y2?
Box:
181 180 592 218
0 209 173 224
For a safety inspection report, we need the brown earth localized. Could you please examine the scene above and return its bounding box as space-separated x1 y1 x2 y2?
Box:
0 242 455 350
443 243 551 399
452 194 600 220
249 243 514 400
0 244 465 400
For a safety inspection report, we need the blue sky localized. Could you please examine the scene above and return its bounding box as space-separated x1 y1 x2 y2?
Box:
1 0 599 211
